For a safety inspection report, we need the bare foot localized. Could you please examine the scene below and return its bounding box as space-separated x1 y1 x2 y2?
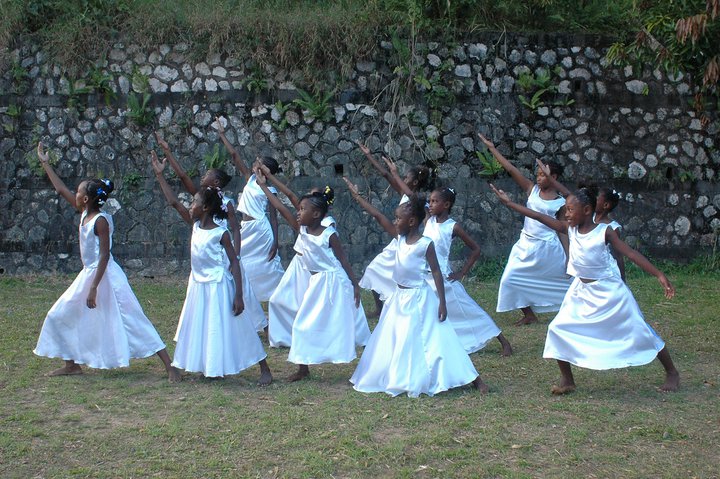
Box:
514 316 538 326
658 371 680 392
550 384 576 395
258 370 273 386
471 376 489 394
48 364 83 376
167 366 182 383
287 368 309 382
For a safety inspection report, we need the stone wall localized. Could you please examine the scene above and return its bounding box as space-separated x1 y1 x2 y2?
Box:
1 33 718 276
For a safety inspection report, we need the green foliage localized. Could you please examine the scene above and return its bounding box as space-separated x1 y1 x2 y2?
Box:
293 88 334 122
203 143 228 170
126 92 154 127
475 149 504 179
63 77 92 111
2 104 22 133
241 67 269 95
122 171 143 189
131 67 150 94
87 63 117 106
271 100 292 132
26 146 58 176
9 60 30 95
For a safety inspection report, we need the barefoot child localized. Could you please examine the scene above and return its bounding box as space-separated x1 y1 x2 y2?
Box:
346 180 487 397
491 184 680 393
151 152 272 383
33 143 180 382
479 134 572 325
425 187 513 356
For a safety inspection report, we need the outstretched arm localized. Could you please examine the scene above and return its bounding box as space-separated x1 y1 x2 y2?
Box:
448 223 482 281
329 233 360 308
86 215 111 309
343 177 395 237
490 183 568 235
255 169 299 231
216 117 251 179
37 143 77 210
605 228 674 298
155 132 197 195
259 163 301 209
151 151 192 225
382 155 414 198
426 242 447 322
479 134 534 195
357 143 407 195
536 159 571 198
221 231 245 315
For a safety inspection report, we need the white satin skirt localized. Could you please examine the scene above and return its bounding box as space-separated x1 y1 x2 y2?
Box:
359 238 398 301
239 216 285 301
497 233 572 313
287 270 367 365
427 277 501 353
350 284 479 397
34 261 166 369
172 276 267 377
543 275 665 369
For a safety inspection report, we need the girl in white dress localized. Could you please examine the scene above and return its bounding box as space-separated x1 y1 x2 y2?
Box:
33 143 180 382
425 187 513 356
479 134 573 325
594 187 625 281
345 185 487 397
357 143 431 317
151 152 272 383
491 184 680 394
216 118 284 301
255 170 362 382
154 132 267 333
256 166 370 349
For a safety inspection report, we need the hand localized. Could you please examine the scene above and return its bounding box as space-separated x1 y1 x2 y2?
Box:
232 295 244 315
215 116 226 134
489 184 511 204
150 151 167 175
254 167 267 185
37 142 50 164
267 242 278 261
353 284 360 308
342 177 360 197
258 163 272 177
477 133 495 149
438 303 447 322
86 286 97 309
536 158 551 177
154 131 170 150
447 271 462 282
357 142 370 155
658 274 675 299
382 156 398 175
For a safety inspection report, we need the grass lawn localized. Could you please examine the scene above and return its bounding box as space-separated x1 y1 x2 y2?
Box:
1 270 718 478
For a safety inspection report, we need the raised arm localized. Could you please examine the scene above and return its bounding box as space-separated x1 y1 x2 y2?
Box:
479 134 534 195
382 156 414 197
255 169 299 231
490 183 568 235
343 177 395 237
37 143 77 209
536 159 571 197
358 143 406 195
154 132 197 195
605 228 674 298
215 117 251 179
150 151 192 225
258 163 301 209
447 223 482 282
329 233 360 308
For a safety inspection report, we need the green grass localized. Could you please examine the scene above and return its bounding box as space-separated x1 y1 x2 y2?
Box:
1 269 718 478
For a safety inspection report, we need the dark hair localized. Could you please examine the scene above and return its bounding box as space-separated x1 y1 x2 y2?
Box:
598 187 620 212
208 168 231 188
573 187 597 211
400 194 427 225
433 186 457 212
544 161 564 178
301 185 334 216
408 166 432 191
261 156 279 175
200 186 227 220
86 178 114 208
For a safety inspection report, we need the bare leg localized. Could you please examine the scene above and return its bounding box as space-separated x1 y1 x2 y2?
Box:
551 360 576 395
656 347 680 392
471 375 489 394
257 358 273 386
497 333 513 356
515 306 538 326
48 360 83 376
368 290 383 318
287 364 310 382
156 349 181 383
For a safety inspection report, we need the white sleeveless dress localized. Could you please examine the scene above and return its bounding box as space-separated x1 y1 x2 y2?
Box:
423 216 502 353
287 225 368 365
237 174 285 301
351 236 479 397
269 217 370 348
543 223 665 369
497 185 572 313
172 222 267 377
594 214 623 278
34 212 166 369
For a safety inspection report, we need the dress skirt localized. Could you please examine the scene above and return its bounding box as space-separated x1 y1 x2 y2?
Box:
359 238 399 301
172 276 267 377
268 255 309 348
34 260 166 369
543 275 665 370
239 261 267 332
350 284 479 397
497 233 572 313
239 216 285 301
429 278 501 354
287 270 361 365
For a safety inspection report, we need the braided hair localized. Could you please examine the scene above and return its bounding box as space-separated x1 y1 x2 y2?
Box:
433 186 457 213
401 194 427 225
408 166 432 191
199 186 228 220
573 186 597 211
86 178 114 208
301 185 334 216
598 187 620 212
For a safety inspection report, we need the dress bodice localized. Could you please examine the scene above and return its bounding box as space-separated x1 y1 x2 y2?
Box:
299 226 342 273
567 223 616 280
393 236 432 288
190 222 230 283
236 174 276 219
213 195 234 229
521 185 565 240
79 211 113 268
423 216 455 276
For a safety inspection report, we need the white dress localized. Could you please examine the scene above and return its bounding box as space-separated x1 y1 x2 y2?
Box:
172 222 267 377
237 174 285 301
497 185 572 313
34 212 166 369
359 194 409 301
351 236 479 397
287 225 366 365
423 216 502 353
594 214 623 278
269 217 370 348
543 223 665 369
